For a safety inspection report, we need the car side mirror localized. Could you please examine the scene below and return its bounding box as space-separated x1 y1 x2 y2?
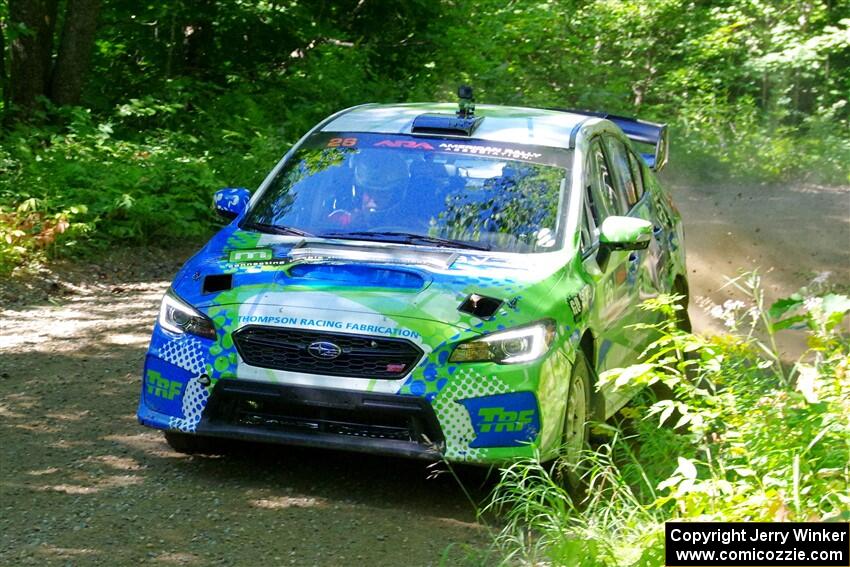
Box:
599 216 652 251
213 187 251 220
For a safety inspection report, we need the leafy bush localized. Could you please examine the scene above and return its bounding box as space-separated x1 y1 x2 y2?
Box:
486 274 850 566
0 109 212 273
0 86 294 274
671 99 850 184
0 199 90 275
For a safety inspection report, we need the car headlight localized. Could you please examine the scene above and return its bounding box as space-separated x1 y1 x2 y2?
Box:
449 321 555 364
158 288 216 339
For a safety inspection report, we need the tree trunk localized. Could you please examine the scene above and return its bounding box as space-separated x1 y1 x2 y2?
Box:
184 0 216 75
49 0 101 106
165 4 178 77
9 0 58 112
1 17 9 116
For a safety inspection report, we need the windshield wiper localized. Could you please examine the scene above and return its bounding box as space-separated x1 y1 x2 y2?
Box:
242 221 313 237
320 231 491 251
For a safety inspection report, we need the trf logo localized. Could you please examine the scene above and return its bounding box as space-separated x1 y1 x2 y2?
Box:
146 370 183 400
461 392 540 448
477 407 535 433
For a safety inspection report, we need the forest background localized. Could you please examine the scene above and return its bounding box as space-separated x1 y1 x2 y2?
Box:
0 0 848 271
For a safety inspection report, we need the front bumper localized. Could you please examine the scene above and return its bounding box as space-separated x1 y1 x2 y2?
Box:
139 380 444 460
139 319 568 464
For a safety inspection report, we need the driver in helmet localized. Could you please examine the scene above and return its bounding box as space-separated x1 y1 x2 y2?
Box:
328 150 411 227
353 150 409 214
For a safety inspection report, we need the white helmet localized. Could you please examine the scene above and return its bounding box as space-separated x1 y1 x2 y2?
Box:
352 151 409 207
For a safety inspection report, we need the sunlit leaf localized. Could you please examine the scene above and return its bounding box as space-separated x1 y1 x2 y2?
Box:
677 457 697 480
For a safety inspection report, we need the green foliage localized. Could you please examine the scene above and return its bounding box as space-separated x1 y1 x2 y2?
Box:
487 276 850 565
0 103 221 270
0 198 88 274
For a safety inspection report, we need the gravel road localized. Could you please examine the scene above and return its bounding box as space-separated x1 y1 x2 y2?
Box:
1 181 847 566
676 181 849 355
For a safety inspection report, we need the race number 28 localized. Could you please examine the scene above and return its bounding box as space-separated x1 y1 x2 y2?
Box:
327 137 357 148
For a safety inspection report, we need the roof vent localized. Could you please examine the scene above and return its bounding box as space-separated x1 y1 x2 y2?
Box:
412 113 482 136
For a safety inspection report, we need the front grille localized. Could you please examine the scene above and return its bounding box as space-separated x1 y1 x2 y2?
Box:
232 326 423 379
236 402 415 441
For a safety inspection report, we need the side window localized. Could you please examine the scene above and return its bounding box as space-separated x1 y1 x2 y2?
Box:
627 150 645 202
602 136 637 211
586 139 619 220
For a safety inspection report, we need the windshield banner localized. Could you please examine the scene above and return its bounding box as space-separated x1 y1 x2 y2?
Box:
311 132 572 168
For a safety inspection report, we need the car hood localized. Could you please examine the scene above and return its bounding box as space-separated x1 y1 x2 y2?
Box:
171 227 569 331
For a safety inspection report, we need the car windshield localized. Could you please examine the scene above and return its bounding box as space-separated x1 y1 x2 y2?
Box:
243 132 572 253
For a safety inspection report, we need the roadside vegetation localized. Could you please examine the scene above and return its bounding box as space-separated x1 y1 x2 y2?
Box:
1 0 848 275
485 275 849 565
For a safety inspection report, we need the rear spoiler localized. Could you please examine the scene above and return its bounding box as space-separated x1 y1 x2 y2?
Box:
549 108 669 172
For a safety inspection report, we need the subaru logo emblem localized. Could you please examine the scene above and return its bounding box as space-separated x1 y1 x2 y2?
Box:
307 341 342 360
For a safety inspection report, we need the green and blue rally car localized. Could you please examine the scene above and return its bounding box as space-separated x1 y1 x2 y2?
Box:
138 89 688 467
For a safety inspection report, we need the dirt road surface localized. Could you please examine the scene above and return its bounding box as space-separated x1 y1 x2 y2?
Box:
1 182 848 566
677 182 850 353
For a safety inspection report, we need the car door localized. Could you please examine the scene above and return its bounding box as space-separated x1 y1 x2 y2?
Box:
580 137 639 383
627 148 676 292
602 135 667 331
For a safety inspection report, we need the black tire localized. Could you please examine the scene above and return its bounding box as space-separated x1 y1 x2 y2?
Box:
559 351 594 494
163 431 220 454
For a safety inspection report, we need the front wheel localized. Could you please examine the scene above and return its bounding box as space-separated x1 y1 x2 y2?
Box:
559 351 593 492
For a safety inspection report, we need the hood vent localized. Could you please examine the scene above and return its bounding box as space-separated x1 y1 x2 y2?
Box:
458 293 503 319
203 274 233 294
286 264 425 290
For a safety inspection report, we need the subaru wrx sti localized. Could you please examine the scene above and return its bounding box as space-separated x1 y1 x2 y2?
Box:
138 91 688 467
